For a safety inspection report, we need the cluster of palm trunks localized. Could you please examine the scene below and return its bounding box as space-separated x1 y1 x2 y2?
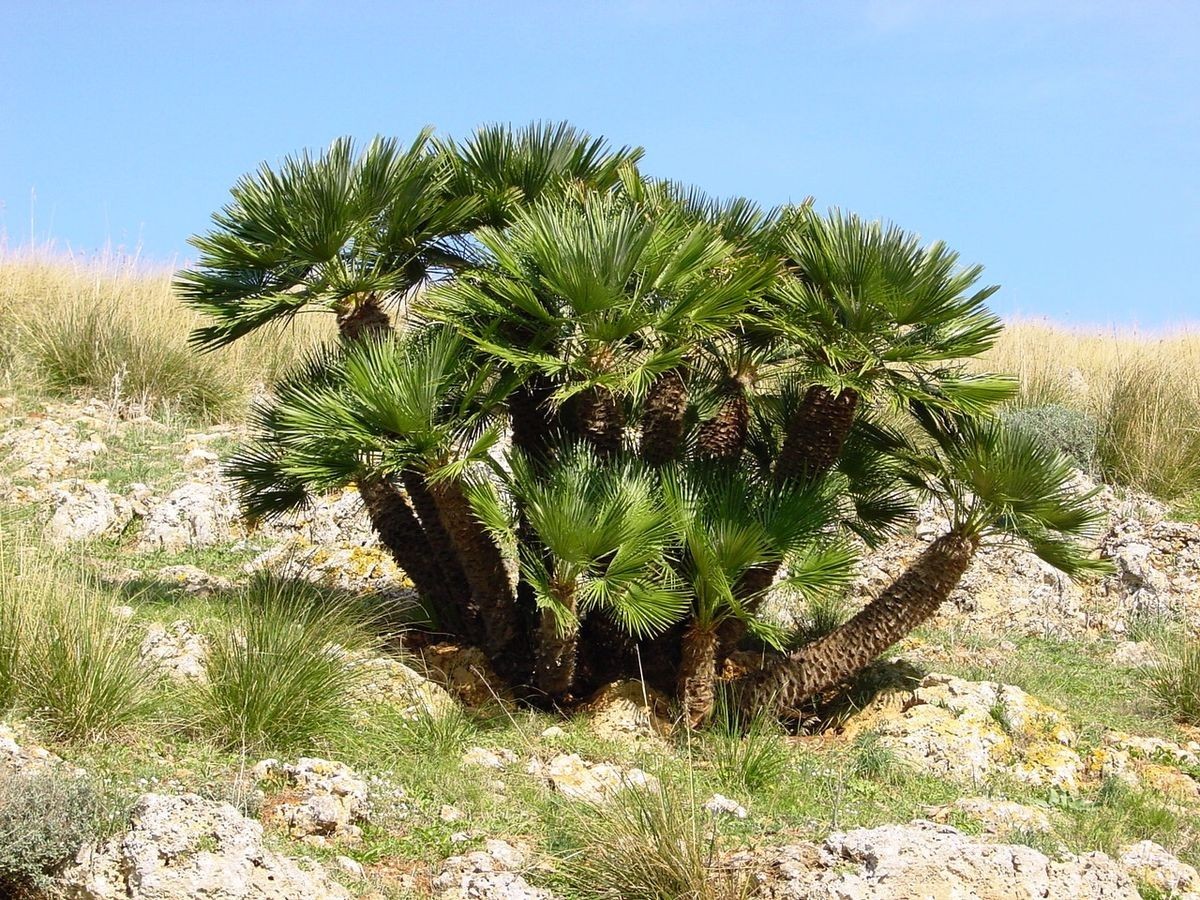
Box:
179 123 1106 727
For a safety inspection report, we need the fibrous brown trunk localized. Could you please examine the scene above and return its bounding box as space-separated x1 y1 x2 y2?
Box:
426 477 526 683
336 294 392 341
509 376 558 466
358 476 458 632
696 387 749 460
677 623 719 727
738 531 978 717
775 385 860 483
640 368 688 465
400 471 474 633
573 386 625 458
534 583 579 699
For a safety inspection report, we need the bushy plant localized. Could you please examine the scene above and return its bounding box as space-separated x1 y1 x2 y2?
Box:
0 772 109 895
1144 639 1200 725
705 687 790 794
556 777 752 900
181 122 1106 725
1001 403 1099 470
195 575 374 752
22 577 152 742
1096 359 1200 500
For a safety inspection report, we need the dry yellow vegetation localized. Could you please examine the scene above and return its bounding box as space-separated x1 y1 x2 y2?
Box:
0 246 330 420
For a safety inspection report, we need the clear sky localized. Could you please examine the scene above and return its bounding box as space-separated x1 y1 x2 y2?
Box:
2 1 1197 327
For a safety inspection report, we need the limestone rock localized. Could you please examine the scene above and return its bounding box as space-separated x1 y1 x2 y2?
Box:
253 757 377 844
434 839 557 900
923 796 1052 834
529 753 657 804
463 747 519 771
579 679 672 743
419 643 511 707
346 654 458 717
247 541 415 601
846 673 1083 790
45 479 133 545
155 564 234 596
58 792 351 899
704 793 748 819
742 821 1139 899
138 480 240 552
1119 841 1200 899
139 620 209 682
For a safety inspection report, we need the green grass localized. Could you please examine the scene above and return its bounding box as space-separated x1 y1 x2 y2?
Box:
1144 640 1200 726
193 574 376 752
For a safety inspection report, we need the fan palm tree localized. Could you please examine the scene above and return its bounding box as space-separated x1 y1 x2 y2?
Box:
469 445 687 699
662 465 855 725
737 419 1112 717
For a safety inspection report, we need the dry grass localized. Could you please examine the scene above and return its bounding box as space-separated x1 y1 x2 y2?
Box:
981 320 1200 500
0 245 330 421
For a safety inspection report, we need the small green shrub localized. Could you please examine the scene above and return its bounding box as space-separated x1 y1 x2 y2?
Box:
1144 640 1200 725
1001 404 1099 470
196 575 374 752
23 579 152 741
706 687 790 794
26 303 239 419
557 778 751 900
790 593 853 648
849 731 908 784
0 772 107 895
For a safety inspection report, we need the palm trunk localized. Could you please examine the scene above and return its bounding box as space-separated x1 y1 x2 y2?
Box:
534 582 579 698
696 387 748 460
336 294 392 341
738 531 977 717
573 385 625 458
775 385 859 483
640 368 688 465
427 476 526 684
677 623 719 728
400 471 474 635
358 476 459 633
509 376 558 466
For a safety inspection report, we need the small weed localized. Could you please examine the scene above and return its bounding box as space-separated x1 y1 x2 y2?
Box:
1143 640 1200 725
705 687 790 795
849 731 908 785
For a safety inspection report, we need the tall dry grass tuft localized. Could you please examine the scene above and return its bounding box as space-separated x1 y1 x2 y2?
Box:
980 320 1200 500
0 523 151 740
0 244 330 420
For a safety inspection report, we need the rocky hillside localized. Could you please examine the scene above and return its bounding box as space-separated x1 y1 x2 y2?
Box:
2 394 1199 899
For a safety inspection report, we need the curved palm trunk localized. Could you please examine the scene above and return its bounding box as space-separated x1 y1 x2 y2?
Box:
738 531 977 717
641 368 688 465
427 476 526 684
358 476 459 633
534 583 579 698
573 385 625 458
696 387 749 460
677 623 719 727
775 385 859 483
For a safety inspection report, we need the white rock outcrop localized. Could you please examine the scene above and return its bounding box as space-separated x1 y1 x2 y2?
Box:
58 792 351 900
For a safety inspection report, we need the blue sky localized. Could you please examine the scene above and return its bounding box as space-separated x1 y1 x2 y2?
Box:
2 0 1197 327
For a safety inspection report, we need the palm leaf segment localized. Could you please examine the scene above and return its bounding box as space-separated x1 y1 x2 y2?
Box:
905 416 1112 579
471 445 687 639
429 193 778 409
773 210 1014 416
228 328 500 520
179 132 481 350
661 465 855 645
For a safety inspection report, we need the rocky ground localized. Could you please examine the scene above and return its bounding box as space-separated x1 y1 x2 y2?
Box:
2 395 1200 899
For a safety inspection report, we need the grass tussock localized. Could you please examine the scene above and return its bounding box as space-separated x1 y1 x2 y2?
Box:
557 777 752 900
981 321 1200 500
0 532 151 741
1144 640 1200 726
0 246 330 421
704 688 790 795
194 575 376 753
